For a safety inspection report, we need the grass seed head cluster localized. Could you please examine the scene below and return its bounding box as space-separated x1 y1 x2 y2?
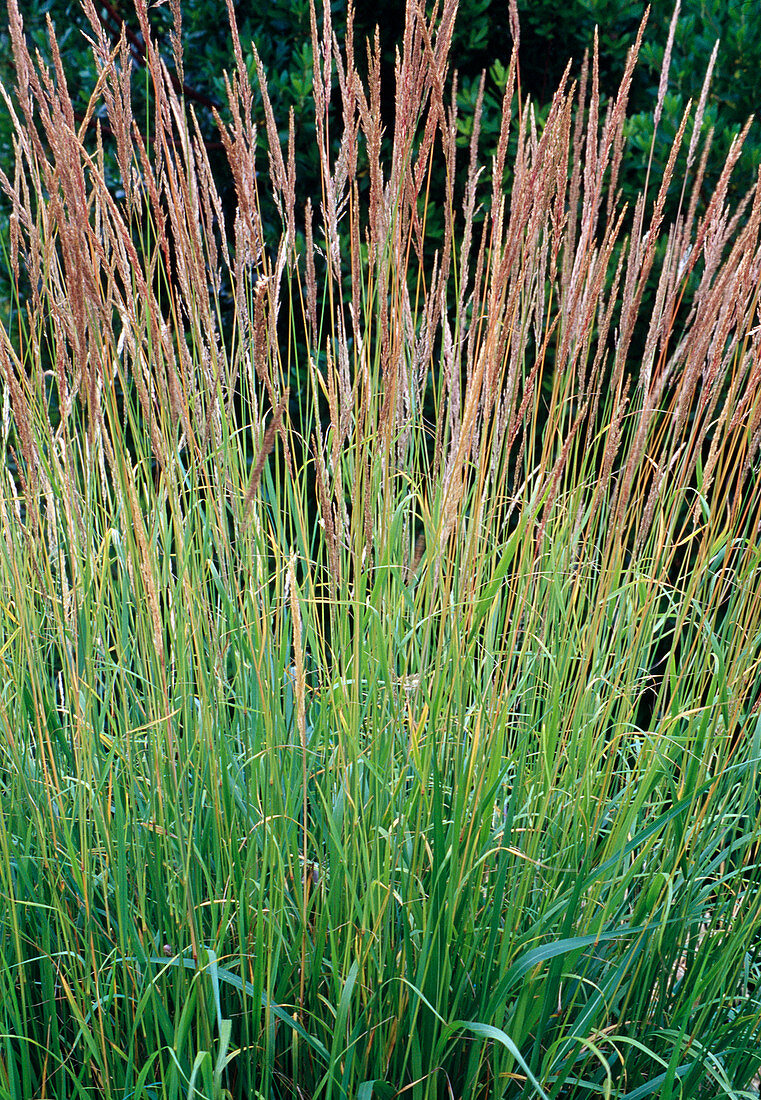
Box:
0 0 760 1096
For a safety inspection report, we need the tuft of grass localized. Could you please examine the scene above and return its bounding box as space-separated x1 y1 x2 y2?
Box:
0 0 760 1096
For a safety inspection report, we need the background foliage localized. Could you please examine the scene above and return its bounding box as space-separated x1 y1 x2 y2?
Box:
2 0 760 264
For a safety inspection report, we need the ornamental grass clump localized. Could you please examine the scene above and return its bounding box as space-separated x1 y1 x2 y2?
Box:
0 0 760 1096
